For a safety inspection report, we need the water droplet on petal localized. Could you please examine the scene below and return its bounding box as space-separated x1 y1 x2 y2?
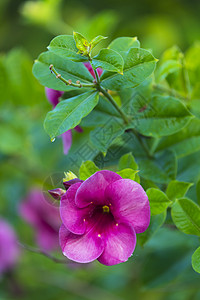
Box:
51 137 56 142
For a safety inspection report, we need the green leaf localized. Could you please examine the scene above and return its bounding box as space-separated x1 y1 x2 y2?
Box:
90 35 107 51
89 117 125 152
156 118 200 158
197 180 200 206
119 152 138 171
130 95 192 138
92 49 124 74
108 37 140 52
156 150 177 180
48 35 88 62
32 51 93 91
138 211 166 246
73 32 90 56
44 91 99 138
146 188 172 215
155 60 181 82
166 180 193 201
79 161 100 180
171 198 200 236
138 159 170 184
192 247 200 273
101 47 157 91
117 168 138 180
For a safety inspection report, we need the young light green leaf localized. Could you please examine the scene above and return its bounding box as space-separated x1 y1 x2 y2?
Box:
92 49 124 74
118 152 138 171
73 32 90 56
117 168 138 180
131 95 193 138
139 211 166 246
166 180 193 201
48 35 88 62
32 51 93 91
171 198 200 236
44 91 99 139
108 37 140 52
192 246 200 273
79 161 100 180
101 47 157 90
146 188 172 215
90 35 107 50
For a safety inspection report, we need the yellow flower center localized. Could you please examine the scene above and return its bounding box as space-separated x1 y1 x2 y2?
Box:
102 205 110 213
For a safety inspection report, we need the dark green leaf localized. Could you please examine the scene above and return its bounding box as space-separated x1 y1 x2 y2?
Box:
44 91 99 138
138 211 166 246
93 48 124 73
90 117 125 152
32 51 93 91
101 47 157 90
156 118 200 158
131 95 192 137
108 37 140 52
48 35 88 62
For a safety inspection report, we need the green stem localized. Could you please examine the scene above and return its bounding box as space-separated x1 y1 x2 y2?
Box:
98 86 130 124
18 242 68 264
49 64 95 88
98 86 152 158
153 84 189 101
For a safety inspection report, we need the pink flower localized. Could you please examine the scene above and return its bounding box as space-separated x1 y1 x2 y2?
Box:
59 171 150 266
0 218 19 274
84 62 103 79
45 87 83 155
19 190 61 251
45 87 64 108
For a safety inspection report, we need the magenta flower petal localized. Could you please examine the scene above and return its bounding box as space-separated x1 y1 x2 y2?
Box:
105 179 150 233
60 182 90 235
59 224 104 263
63 178 84 190
83 62 103 79
75 171 122 208
74 125 83 133
98 223 136 266
19 190 61 251
48 188 66 200
0 219 19 274
45 87 64 107
62 130 72 155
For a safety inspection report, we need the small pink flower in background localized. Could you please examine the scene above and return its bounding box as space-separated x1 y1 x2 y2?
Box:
0 218 19 275
84 62 103 79
45 87 83 155
45 88 64 108
19 190 61 251
58 170 150 266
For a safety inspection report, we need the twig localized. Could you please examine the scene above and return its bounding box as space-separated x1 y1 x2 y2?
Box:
49 64 95 88
18 242 68 264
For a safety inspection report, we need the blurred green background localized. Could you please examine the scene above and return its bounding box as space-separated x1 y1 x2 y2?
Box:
0 0 200 299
